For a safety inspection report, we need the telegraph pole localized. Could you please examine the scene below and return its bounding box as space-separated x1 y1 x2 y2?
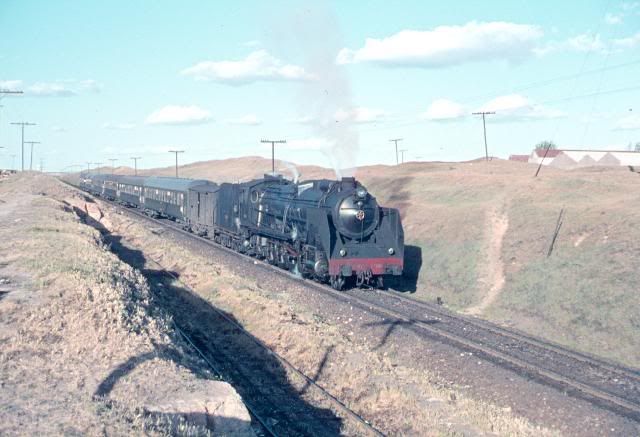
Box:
93 162 104 174
24 141 40 171
131 157 141 176
86 161 91 174
168 150 184 177
39 158 44 172
389 138 403 165
261 139 286 174
108 158 118 174
10 122 36 171
472 111 495 162
399 149 408 164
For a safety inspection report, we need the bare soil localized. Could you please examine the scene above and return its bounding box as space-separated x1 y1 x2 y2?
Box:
0 173 253 436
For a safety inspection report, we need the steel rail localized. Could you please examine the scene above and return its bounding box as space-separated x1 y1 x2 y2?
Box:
64 180 384 436
65 179 640 423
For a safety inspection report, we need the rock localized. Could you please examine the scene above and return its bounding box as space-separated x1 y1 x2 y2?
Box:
144 380 254 436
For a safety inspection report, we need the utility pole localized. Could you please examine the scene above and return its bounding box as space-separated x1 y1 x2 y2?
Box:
39 158 44 172
10 122 36 171
24 141 40 171
131 157 141 176
399 149 408 164
389 138 403 165
168 150 184 177
93 162 104 174
472 111 495 162
108 158 118 174
261 139 286 174
86 161 91 174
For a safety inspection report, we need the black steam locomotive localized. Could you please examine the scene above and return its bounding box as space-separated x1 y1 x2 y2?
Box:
82 173 404 289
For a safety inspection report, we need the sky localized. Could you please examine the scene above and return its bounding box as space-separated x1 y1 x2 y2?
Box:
1 0 639 173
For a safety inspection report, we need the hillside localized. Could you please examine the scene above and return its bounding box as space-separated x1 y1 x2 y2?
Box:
0 173 253 435
89 157 640 368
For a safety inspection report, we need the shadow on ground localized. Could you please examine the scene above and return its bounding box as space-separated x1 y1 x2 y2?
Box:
386 244 422 293
69 203 343 436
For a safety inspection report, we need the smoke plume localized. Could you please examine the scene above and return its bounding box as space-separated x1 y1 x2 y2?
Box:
274 1 358 179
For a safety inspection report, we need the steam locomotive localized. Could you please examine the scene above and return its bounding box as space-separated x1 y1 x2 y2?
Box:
82 173 404 290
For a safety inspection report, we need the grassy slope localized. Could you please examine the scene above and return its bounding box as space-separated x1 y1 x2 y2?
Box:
114 157 640 368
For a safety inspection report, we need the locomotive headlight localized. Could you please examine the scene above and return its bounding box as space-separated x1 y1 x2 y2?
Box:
388 248 395 255
356 187 367 198
339 248 347 257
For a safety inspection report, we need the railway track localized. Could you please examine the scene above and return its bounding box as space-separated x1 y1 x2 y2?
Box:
66 181 640 424
63 182 383 436
146 264 382 437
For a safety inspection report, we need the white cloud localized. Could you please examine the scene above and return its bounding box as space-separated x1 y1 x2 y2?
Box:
28 82 76 97
103 122 136 130
422 98 467 121
224 114 262 126
181 50 314 84
615 114 640 130
605 13 623 24
1 79 102 97
145 105 212 125
476 94 565 120
79 79 102 93
334 107 386 123
0 80 23 91
567 33 606 52
337 21 543 67
614 32 640 49
536 33 608 56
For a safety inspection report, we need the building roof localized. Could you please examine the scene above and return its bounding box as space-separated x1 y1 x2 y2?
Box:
509 154 529 162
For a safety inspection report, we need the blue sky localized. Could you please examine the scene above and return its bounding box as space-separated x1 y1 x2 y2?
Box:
1 0 639 172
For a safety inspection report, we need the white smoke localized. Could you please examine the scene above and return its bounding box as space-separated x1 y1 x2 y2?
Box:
273 1 358 179
281 160 300 183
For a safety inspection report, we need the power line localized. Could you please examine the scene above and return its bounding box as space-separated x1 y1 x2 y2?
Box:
389 138 403 165
168 150 184 178
10 122 36 171
131 157 141 176
463 58 640 104
261 139 286 174
24 141 40 171
472 112 495 162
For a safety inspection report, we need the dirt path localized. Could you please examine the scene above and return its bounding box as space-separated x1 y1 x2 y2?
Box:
466 206 509 316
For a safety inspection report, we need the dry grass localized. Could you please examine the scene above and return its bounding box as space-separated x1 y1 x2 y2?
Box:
93 184 559 436
131 157 640 368
0 173 252 436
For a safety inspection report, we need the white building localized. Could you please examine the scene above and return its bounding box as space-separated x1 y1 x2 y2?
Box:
526 149 640 169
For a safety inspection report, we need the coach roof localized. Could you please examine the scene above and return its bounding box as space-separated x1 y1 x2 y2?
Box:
144 176 211 192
